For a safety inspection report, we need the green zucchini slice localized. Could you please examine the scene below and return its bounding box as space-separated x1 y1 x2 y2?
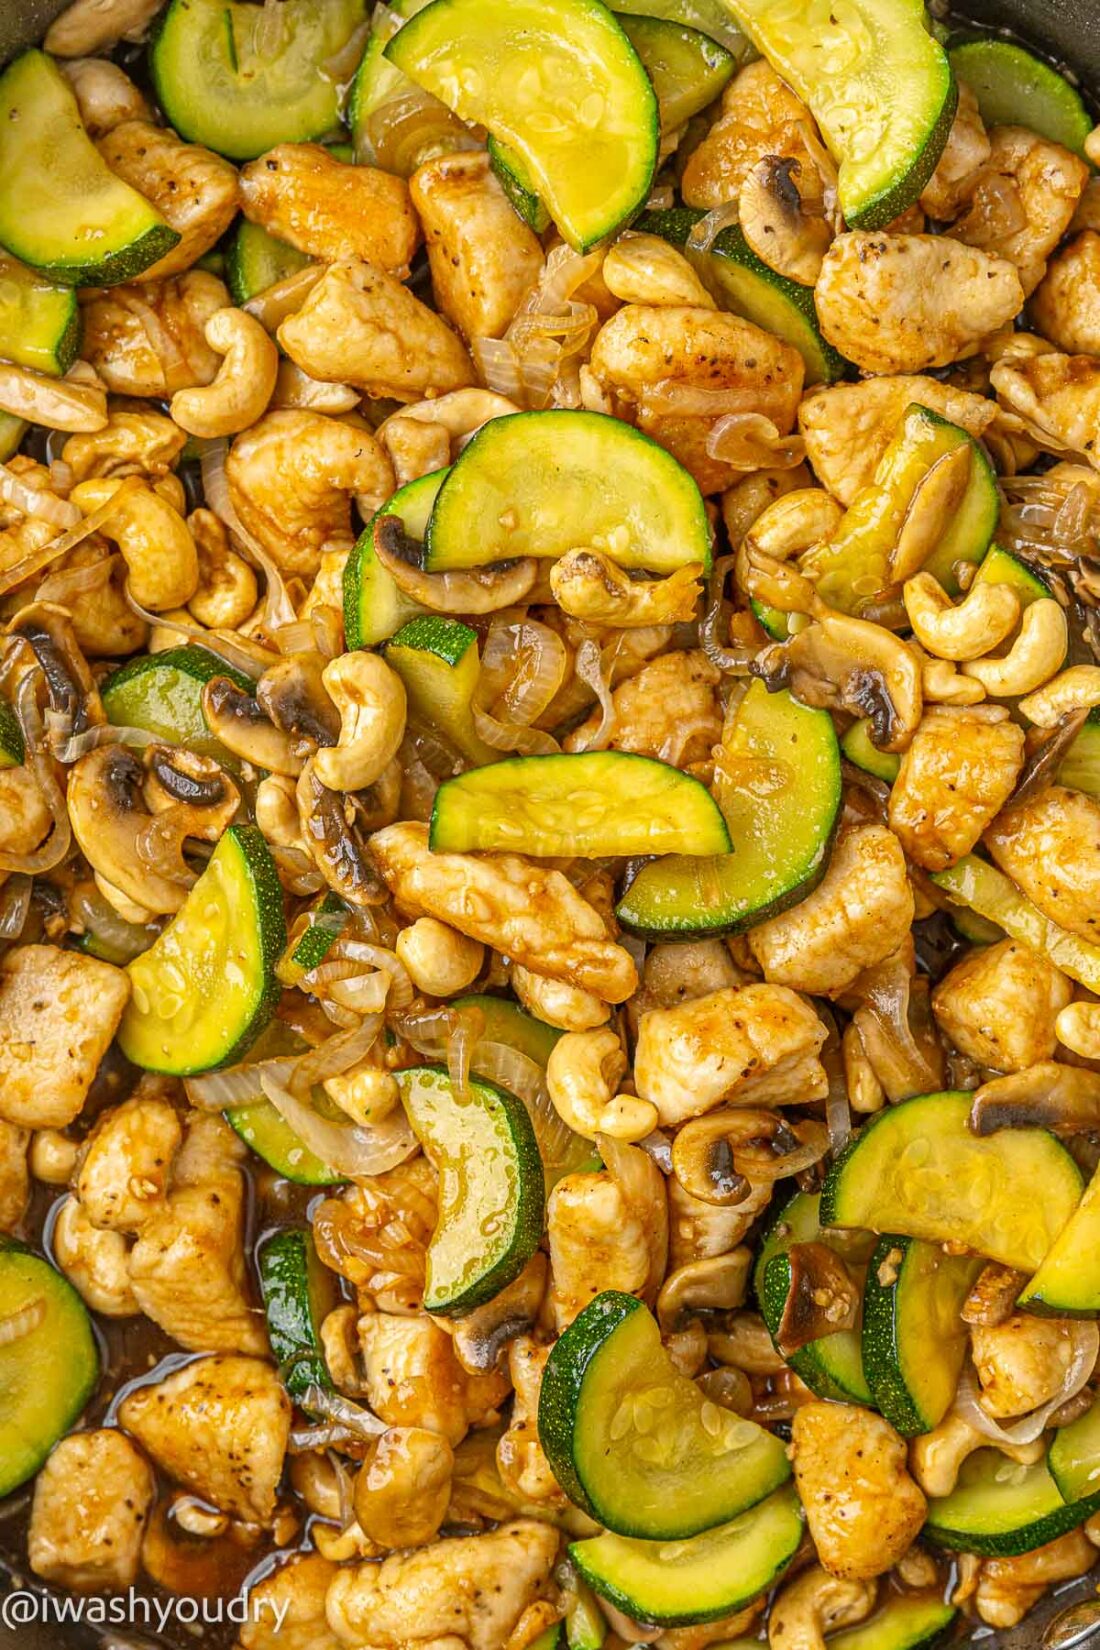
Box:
617 681 840 937
396 1064 545 1315
826 1594 959 1650
226 221 312 306
722 0 957 229
119 825 286 1076
615 0 750 57
384 615 497 767
1060 710 1100 802
488 138 553 232
344 469 441 650
538 1291 790 1539
948 37 1094 160
0 694 24 770
861 1236 981 1435
931 855 1100 995
973 544 1050 608
0 1242 99 1500
455 993 561 1066
617 14 735 131
1017 1160 1100 1315
349 0 474 173
385 0 660 251
226 1099 343 1185
842 719 900 784
569 1483 802 1627
430 751 732 859
425 410 711 575
0 51 179 287
101 646 253 766
277 891 350 988
151 0 368 162
0 256 80 377
821 1090 1082 1274
0 413 25 466
1049 1397 1100 1505
925 1449 1097 1556
529 1628 566 1650
753 1190 873 1405
259 1228 339 1399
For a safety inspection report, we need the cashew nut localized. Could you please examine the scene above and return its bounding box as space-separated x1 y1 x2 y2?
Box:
747 488 844 561
29 1130 79 1186
169 308 279 439
602 233 717 308
910 1410 1045 1498
656 1250 751 1334
187 508 258 631
1019 664 1100 727
547 1028 656 1142
918 648 988 705
1056 1002 1100 1060
271 359 360 416
0 362 107 433
550 549 704 627
768 1565 876 1650
962 598 1068 695
510 965 611 1031
69 477 199 610
842 1021 885 1115
255 773 305 851
903 572 1021 662
395 918 484 999
312 653 407 794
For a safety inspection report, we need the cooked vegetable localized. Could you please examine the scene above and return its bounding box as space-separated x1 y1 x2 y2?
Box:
862 1236 981 1435
278 892 350 988
258 1228 338 1398
617 13 735 131
754 1191 871 1403
925 1448 1100 1556
948 37 1094 160
349 0 469 175
1018 1161 1100 1315
827 1595 959 1650
973 545 1050 608
1049 1397 1100 1505
0 696 24 769
384 615 497 766
1059 710 1100 802
226 221 312 306
344 471 441 650
0 257 80 377
101 646 253 765
842 718 900 784
226 1096 343 1186
487 138 552 232
931 855 1100 994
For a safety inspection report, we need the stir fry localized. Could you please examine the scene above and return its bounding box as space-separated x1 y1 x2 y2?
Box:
4 0 1100 1645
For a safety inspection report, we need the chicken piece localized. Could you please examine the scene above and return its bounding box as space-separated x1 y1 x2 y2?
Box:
564 649 722 766
75 1088 182 1233
987 786 1100 945
0 766 52 859
370 822 638 1003
932 938 1072 1073
971 1314 1081 1418
749 825 915 997
634 983 828 1126
278 260 475 402
497 1337 566 1505
312 1157 438 1315
954 127 1089 296
1031 232 1100 355
63 406 188 483
240 144 419 275
588 304 804 495
45 0 161 55
80 270 228 397
98 121 239 281
798 377 998 505
887 705 1025 872
991 352 1100 470
546 1171 654 1330
238 1553 343 1650
53 1195 139 1316
61 56 151 136
791 1402 927 1579
359 1310 509 1446
0 944 129 1130
0 1118 28 1232
815 233 1024 375
974 1529 1095 1628
28 1430 154 1591
919 81 991 220
325 1520 560 1650
118 1354 290 1524
128 1113 268 1355
410 151 544 342
681 60 825 212
668 1174 771 1269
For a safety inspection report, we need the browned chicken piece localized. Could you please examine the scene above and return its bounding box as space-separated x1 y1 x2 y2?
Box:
791 1402 927 1578
987 785 1100 944
991 351 1100 470
1031 232 1100 355
497 1337 567 1506
0 1118 28 1232
75 1086 182 1232
888 705 1025 871
98 121 239 281
971 1313 1082 1417
0 766 53 861
237 1553 343 1650
80 271 228 397
118 1354 290 1524
28 1430 154 1590
565 649 722 766
953 127 1089 295
0 945 130 1130
546 1171 655 1329
974 1529 1095 1627
359 1309 510 1446
240 145 420 276
681 61 825 213
45 0 161 55
52 1195 139 1316
932 938 1072 1072
919 82 991 220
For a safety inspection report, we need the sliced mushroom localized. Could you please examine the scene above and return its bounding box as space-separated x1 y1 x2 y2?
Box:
257 655 340 747
10 602 104 743
656 1250 752 1335
201 676 304 777
752 611 923 752
449 1254 548 1375
295 760 389 908
970 1064 1100 1136
671 1108 830 1207
373 515 538 614
739 157 833 287
888 444 974 584
772 1242 860 1356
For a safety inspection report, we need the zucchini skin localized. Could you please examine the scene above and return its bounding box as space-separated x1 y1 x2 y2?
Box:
537 1290 644 1521
220 824 288 1069
847 74 958 231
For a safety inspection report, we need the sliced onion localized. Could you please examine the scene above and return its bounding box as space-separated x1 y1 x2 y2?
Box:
72 883 157 963
332 940 414 1009
706 412 806 471
186 1056 296 1112
0 474 143 598
686 200 741 260
200 438 299 641
261 1068 417 1177
117 288 185 381
298 1386 387 1440
0 462 79 529
0 873 31 940
447 1002 484 1099
0 667 71 874
289 1012 385 1095
53 723 160 764
569 638 616 751
473 337 523 401
954 1326 1098 1446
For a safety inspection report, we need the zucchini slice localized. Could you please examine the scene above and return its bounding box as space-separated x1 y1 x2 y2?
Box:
396 1064 545 1315
226 221 312 307
456 993 561 1067
0 255 80 377
0 694 24 769
822 1091 1082 1273
617 14 735 131
753 1190 873 1405
0 1242 99 1499
0 52 179 287
1018 1160 1100 1315
616 0 750 57
569 1483 802 1628
425 410 711 575
826 1594 959 1650
861 1236 981 1436
529 1628 566 1650
722 0 957 229
0 413 25 466
344 470 441 650
277 891 350 988
488 138 553 231
385 0 659 251
931 854 1100 995
101 645 253 766
151 0 368 162
538 1291 790 1539
384 615 497 766
973 544 1050 608
800 405 999 612
349 0 470 173
617 681 840 938
948 38 1094 161
1060 710 1100 802
842 719 900 784
430 751 732 859
1049 1397 1100 1505
564 1578 607 1649
259 1228 339 1399
120 825 287 1076
925 1448 1097 1556
638 207 845 386
227 1098 343 1185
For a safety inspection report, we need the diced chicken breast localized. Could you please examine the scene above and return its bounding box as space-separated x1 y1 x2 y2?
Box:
29 1430 154 1591
0 945 129 1129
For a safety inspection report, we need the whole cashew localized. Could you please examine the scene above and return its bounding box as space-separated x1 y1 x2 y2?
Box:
395 918 483 999
918 649 987 705
550 550 704 628
69 477 199 610
602 233 716 308
170 309 279 439
271 359 360 416
842 1021 885 1115
1056 1002 1100 1060
510 965 610 1032
768 1565 876 1650
546 1027 656 1142
0 362 107 433
747 488 844 561
911 1411 1046 1498
1019 664 1100 727
962 598 1068 695
903 572 1021 662
187 508 258 631
312 653 407 794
